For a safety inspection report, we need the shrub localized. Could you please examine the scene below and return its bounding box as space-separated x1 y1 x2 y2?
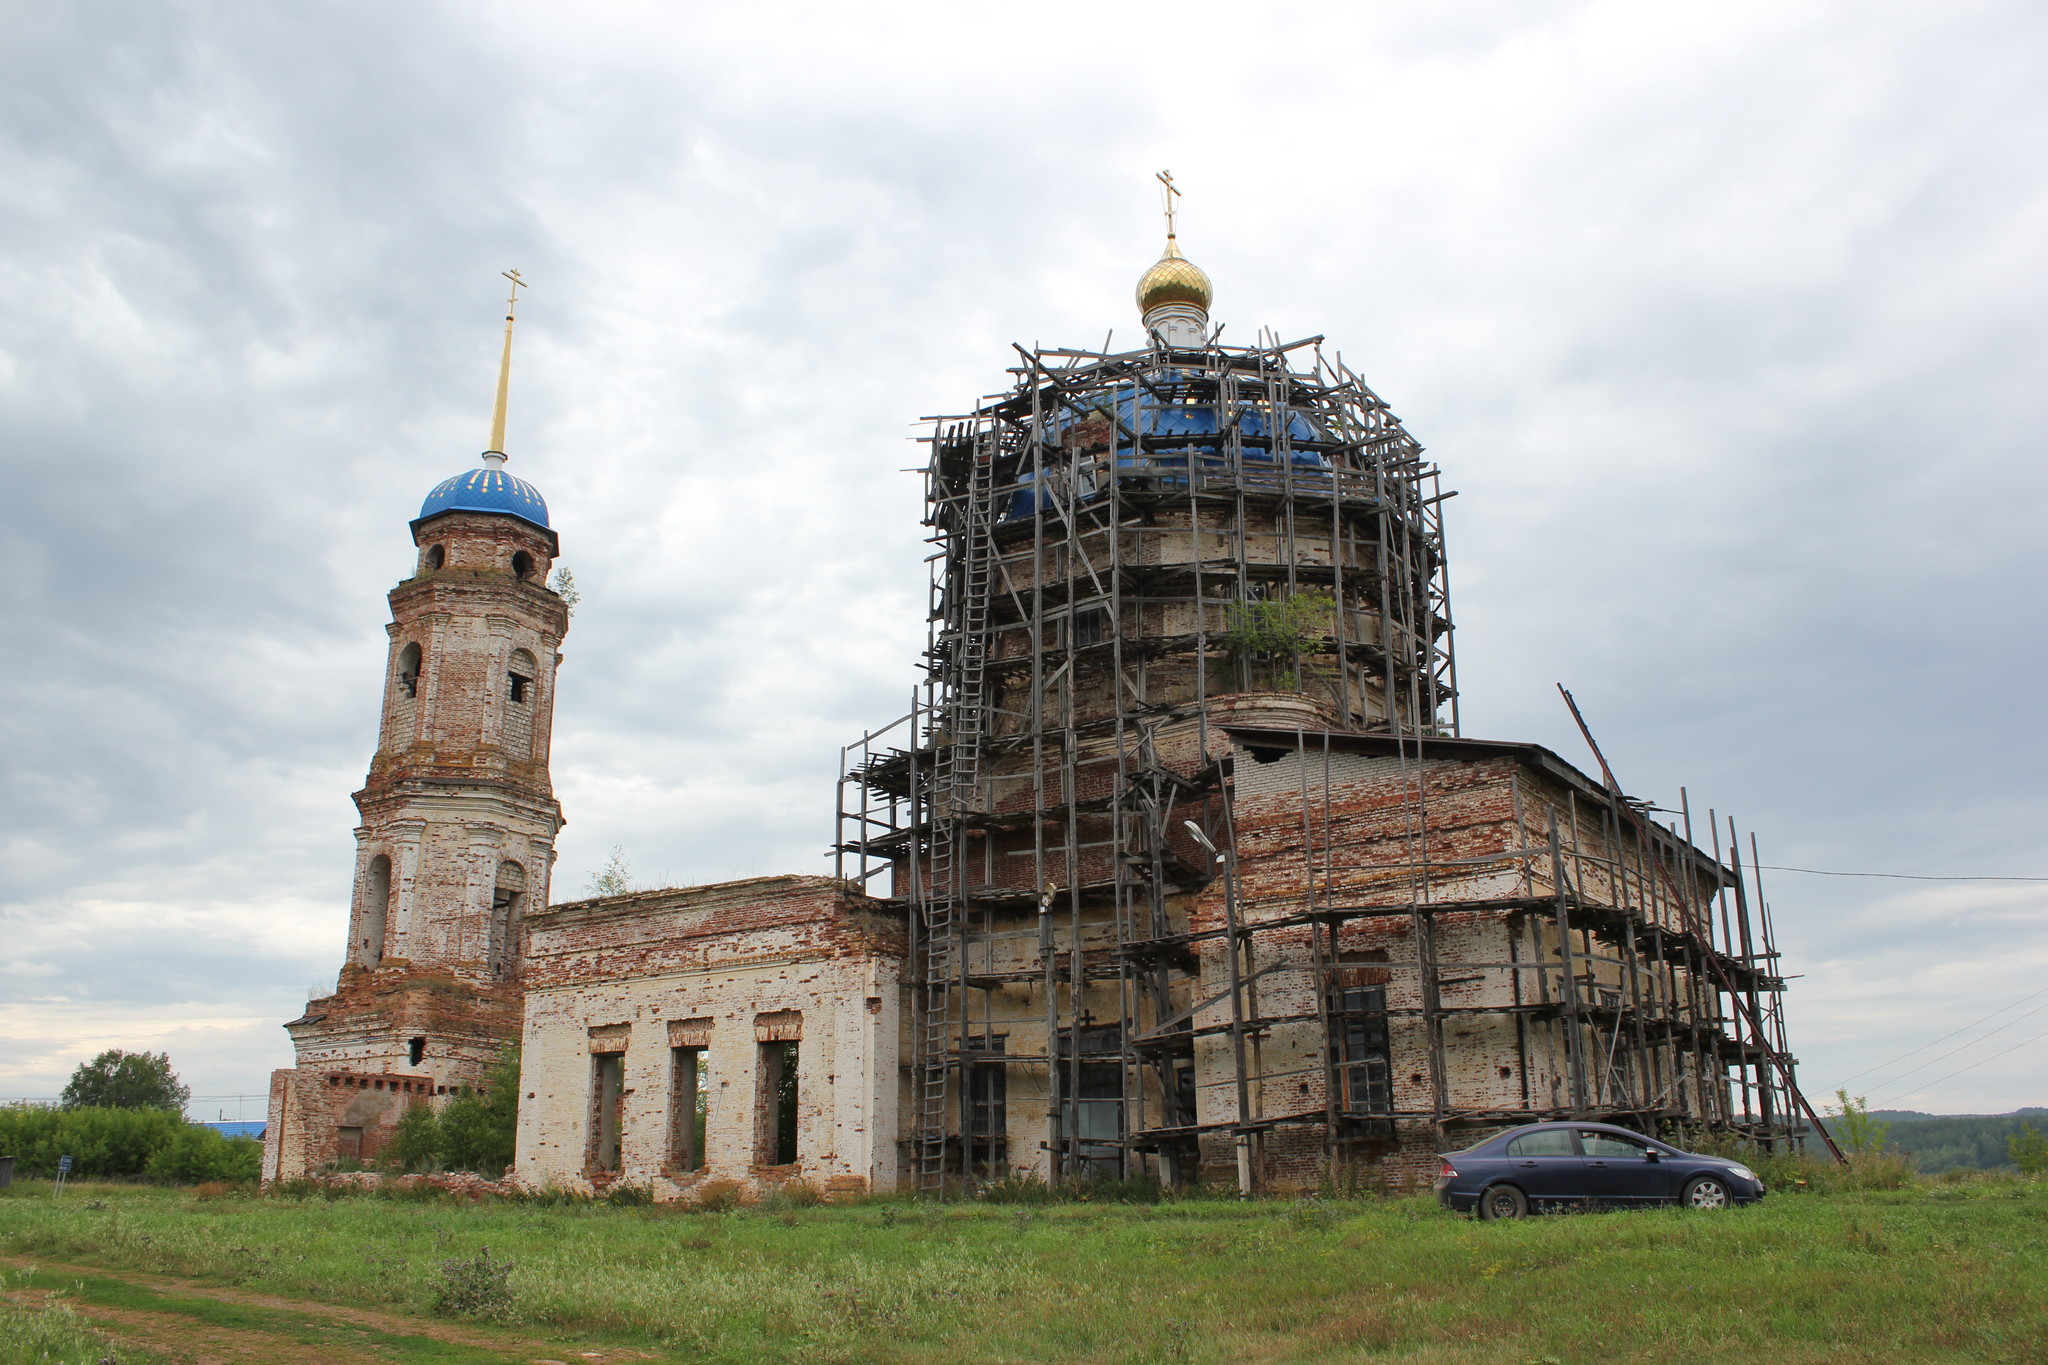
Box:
1835 1150 1914 1191
690 1179 746 1211
0 1103 187 1178
604 1182 655 1207
379 1047 520 1178
432 1246 514 1321
978 1174 1054 1205
382 1100 443 1173
974 1173 1166 1204
1833 1091 1891 1156
1064 1174 1163 1204
759 1179 822 1210
146 1126 263 1185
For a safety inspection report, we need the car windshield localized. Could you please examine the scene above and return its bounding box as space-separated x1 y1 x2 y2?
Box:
1504 1129 1576 1157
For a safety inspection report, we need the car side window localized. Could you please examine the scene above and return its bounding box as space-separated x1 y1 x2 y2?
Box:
1580 1131 1652 1158
1505 1129 1577 1157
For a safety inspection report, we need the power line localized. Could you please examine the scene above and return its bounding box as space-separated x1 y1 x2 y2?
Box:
1759 865 2048 883
1848 998 2048 1098
1832 984 2048 1088
1871 1025 2048 1109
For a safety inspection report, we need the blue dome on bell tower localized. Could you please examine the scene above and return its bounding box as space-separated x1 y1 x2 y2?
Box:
416 453 550 531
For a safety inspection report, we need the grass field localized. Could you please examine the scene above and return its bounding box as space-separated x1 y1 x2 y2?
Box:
3 1175 2046 1365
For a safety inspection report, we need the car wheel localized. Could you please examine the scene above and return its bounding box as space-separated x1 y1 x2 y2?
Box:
1477 1184 1528 1220
1682 1176 1730 1210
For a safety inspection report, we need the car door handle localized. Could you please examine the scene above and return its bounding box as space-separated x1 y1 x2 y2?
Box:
1514 1161 1538 1167
1587 1161 1608 1168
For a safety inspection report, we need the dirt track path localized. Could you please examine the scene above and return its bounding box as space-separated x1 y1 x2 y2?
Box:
1 1253 656 1364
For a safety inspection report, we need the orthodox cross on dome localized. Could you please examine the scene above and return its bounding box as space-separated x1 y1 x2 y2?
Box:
485 269 527 463
1156 169 1181 242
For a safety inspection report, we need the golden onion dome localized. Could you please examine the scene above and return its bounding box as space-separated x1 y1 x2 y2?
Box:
1135 236 1214 314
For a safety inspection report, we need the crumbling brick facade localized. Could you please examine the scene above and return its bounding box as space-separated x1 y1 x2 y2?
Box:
515 877 906 1198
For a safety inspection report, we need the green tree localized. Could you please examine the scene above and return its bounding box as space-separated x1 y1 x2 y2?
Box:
61 1049 190 1112
441 1047 521 1176
2009 1122 2048 1175
381 1047 521 1177
1834 1090 1891 1156
383 1099 445 1173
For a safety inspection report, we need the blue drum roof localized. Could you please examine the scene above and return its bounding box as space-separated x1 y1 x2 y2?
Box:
417 466 550 530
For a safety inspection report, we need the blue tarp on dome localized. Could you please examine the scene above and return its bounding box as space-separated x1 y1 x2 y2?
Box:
417 467 550 530
1003 383 1334 520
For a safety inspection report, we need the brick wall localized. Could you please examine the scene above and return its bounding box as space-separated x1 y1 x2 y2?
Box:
515 876 907 1200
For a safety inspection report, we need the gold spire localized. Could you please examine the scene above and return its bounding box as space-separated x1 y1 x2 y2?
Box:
485 269 525 459
1136 171 1213 315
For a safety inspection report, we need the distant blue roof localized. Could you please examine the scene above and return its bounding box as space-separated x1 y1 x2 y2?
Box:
416 465 550 530
199 1120 267 1140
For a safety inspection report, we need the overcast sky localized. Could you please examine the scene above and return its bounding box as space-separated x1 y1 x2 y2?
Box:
3 0 2045 1121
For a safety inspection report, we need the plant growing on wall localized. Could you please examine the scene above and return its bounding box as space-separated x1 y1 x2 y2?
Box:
1221 589 1336 692
586 846 635 897
550 566 580 615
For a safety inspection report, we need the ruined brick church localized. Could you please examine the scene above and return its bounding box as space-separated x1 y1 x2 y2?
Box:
265 214 1813 1196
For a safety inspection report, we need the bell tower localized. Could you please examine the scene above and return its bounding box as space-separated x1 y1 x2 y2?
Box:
265 273 569 1180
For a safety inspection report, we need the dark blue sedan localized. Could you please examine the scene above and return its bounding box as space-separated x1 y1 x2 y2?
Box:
1435 1121 1766 1219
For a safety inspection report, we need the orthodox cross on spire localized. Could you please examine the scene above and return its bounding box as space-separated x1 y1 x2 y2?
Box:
1156 169 1181 241
486 269 526 460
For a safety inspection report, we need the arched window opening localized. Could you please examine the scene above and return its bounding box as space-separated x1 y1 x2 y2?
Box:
512 550 534 580
424 544 445 571
358 854 392 966
408 1037 426 1067
490 860 527 976
396 643 423 699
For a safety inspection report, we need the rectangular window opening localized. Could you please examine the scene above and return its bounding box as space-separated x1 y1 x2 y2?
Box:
508 672 531 704
967 1035 1007 1176
590 1052 625 1173
407 1037 425 1067
758 1040 799 1166
670 1046 708 1171
1332 984 1392 1116
1072 607 1107 648
1056 1026 1125 1179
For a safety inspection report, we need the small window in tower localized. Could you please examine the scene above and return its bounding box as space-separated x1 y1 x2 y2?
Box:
1073 607 1107 648
425 544 445 571
512 550 534 580
397 643 423 699
408 1037 426 1067
508 672 531 704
